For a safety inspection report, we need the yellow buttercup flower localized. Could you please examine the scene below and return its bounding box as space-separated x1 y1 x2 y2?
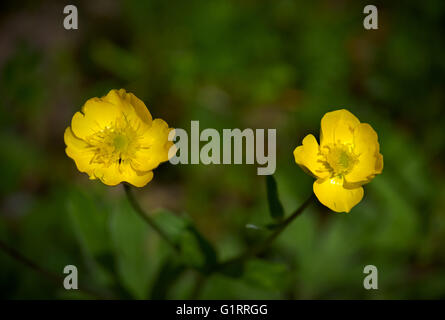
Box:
293 109 383 213
64 89 174 187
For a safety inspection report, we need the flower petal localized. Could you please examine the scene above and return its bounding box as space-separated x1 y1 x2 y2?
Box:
70 111 97 139
138 118 171 146
93 162 154 187
293 134 329 179
131 119 174 171
345 123 383 186
71 98 121 139
353 123 380 155
64 127 95 176
375 152 383 174
102 89 152 125
313 177 364 213
320 109 360 146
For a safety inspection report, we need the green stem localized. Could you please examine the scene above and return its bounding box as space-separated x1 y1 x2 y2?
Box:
219 194 314 268
189 273 206 299
124 182 314 278
123 183 179 252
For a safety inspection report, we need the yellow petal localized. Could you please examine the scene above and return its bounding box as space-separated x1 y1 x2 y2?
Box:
71 98 121 139
345 123 383 186
124 90 153 125
70 111 97 140
320 109 360 146
64 127 95 176
313 177 364 213
375 152 383 174
138 118 171 145
353 123 380 155
131 119 173 171
293 134 329 179
93 162 154 187
102 89 152 125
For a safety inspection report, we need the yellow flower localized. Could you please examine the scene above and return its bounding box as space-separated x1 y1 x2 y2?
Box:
293 109 383 213
64 89 174 187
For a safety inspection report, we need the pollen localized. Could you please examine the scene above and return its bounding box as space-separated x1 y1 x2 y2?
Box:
113 134 129 151
323 143 358 177
85 120 140 168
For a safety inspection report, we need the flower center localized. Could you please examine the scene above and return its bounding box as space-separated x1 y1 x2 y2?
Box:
113 134 129 152
85 118 141 168
323 143 357 177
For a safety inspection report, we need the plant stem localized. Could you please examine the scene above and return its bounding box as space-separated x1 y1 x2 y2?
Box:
123 183 179 252
0 239 109 299
219 194 314 268
189 272 206 299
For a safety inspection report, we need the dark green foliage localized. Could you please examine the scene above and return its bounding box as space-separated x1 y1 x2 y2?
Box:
266 175 285 221
0 0 444 299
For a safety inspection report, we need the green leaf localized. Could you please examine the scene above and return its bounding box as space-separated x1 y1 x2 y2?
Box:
242 259 289 290
218 258 289 290
179 225 218 273
150 258 185 299
266 175 285 220
151 209 218 274
109 199 162 299
67 188 115 288
152 209 188 242
68 188 110 256
108 205 218 297
217 260 245 278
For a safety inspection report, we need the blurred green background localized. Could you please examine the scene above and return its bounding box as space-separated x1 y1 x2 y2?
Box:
0 0 444 299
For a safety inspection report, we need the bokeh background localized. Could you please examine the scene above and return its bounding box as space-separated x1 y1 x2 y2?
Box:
0 0 444 299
